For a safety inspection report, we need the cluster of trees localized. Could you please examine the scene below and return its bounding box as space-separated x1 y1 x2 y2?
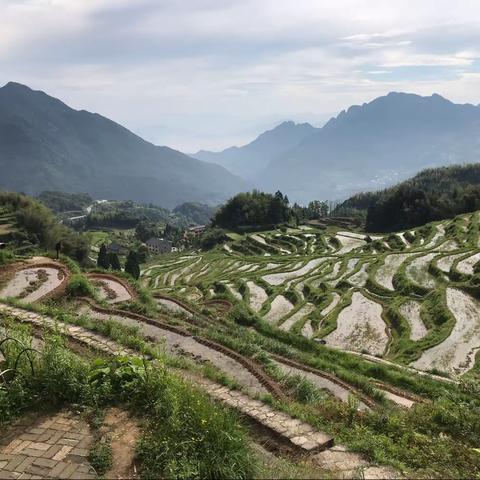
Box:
86 200 216 231
97 244 140 279
212 190 334 230
37 191 93 213
0 192 90 263
335 164 480 232
291 200 330 222
213 190 291 228
195 228 227 250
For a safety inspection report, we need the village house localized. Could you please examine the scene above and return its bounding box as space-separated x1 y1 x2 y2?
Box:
145 237 173 254
184 224 206 239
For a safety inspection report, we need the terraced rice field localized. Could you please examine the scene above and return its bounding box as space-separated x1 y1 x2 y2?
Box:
141 212 480 378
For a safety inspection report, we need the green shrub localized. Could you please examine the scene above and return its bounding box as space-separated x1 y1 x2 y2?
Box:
88 441 112 476
0 248 14 265
66 274 96 297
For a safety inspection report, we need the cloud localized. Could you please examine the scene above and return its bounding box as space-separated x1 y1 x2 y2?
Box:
1 0 480 150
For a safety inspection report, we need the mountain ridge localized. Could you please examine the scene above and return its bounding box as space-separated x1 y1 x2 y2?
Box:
193 120 317 179
259 92 480 202
0 82 249 208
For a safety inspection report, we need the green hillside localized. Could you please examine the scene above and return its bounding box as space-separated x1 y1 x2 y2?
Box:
336 163 480 232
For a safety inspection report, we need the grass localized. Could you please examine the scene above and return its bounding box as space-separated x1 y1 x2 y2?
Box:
0 324 255 479
88 440 113 476
3 211 480 477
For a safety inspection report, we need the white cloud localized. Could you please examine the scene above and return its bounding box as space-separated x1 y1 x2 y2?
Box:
1 0 480 150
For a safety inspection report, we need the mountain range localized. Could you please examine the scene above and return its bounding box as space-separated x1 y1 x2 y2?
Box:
193 121 317 180
0 82 248 208
2 82 480 208
197 92 480 203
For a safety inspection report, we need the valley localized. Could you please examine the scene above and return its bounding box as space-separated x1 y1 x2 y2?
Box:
2 191 479 478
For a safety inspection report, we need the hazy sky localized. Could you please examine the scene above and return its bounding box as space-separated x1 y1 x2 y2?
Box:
2 0 480 151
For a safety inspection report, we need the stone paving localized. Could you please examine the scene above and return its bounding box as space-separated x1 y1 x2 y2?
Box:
0 411 95 479
189 374 333 452
0 303 333 453
313 445 401 479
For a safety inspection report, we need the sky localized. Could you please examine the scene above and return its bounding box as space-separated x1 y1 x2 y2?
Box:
1 0 480 152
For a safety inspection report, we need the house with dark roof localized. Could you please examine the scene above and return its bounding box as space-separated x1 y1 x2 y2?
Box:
145 237 173 254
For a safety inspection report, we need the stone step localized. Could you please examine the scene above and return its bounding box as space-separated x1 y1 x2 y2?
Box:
0 303 334 454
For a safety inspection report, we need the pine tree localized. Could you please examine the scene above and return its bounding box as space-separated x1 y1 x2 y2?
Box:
125 251 140 279
97 243 109 269
108 252 121 270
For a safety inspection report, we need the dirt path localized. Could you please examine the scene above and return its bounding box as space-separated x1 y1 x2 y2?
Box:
1 303 335 455
103 408 140 479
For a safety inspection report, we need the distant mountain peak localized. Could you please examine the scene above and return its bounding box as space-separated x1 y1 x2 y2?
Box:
0 82 248 207
193 119 318 179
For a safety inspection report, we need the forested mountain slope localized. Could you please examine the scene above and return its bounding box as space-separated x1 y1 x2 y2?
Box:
0 82 248 208
336 164 480 231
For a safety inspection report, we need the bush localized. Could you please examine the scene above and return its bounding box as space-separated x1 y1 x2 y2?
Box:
66 274 96 298
88 441 113 476
0 248 14 265
229 303 258 326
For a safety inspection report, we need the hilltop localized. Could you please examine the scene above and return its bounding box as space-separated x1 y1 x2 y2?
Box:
0 82 249 208
335 163 480 231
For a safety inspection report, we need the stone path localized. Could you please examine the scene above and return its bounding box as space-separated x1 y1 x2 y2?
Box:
190 374 333 452
313 445 401 479
0 411 95 479
0 303 333 454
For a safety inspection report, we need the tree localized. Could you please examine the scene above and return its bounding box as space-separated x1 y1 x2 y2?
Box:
213 190 292 228
108 252 121 270
320 201 329 217
97 243 109 269
135 220 159 242
125 251 140 279
307 200 322 218
198 228 227 250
